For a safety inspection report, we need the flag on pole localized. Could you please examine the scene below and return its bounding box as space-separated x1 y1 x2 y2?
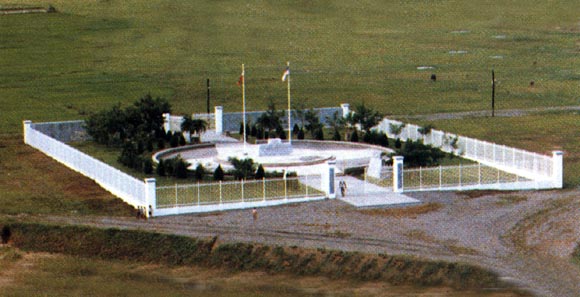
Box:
237 70 244 86
281 66 290 81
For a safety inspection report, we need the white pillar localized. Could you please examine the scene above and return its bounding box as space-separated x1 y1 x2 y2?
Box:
162 113 171 132
321 159 337 199
23 120 32 144
393 156 404 193
552 151 564 188
144 178 157 218
340 103 350 118
215 106 223 134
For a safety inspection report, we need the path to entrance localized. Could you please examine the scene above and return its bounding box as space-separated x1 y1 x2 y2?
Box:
336 176 420 208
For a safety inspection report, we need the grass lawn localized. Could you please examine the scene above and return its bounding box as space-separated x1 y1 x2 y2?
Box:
1 0 579 213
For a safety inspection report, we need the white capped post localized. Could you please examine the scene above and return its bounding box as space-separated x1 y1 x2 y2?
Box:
393 156 404 193
552 151 564 188
215 106 223 134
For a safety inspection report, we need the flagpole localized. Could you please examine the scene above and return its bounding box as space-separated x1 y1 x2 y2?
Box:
242 64 247 153
286 61 291 145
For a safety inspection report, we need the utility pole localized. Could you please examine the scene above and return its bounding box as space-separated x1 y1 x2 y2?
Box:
206 78 210 114
491 69 495 117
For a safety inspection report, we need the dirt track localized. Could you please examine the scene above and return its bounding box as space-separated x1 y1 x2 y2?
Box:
29 188 580 297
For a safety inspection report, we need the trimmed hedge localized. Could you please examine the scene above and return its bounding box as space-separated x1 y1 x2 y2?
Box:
3 222 503 290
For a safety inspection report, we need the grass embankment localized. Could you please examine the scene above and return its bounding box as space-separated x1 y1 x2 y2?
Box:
1 221 510 291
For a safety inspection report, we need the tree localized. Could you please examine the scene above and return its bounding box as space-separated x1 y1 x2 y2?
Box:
257 102 283 138
314 128 324 140
229 157 256 180
325 110 346 140
213 165 224 181
143 159 153 175
304 108 323 138
181 115 207 143
297 129 305 140
1 225 11 244
172 156 190 179
351 103 383 132
395 138 402 149
389 123 406 139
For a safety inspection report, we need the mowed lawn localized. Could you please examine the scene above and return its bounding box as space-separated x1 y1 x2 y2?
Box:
1 0 580 215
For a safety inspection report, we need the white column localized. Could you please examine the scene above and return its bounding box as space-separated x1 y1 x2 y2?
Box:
144 178 156 218
23 120 32 144
162 113 171 132
321 160 337 199
393 156 404 193
552 151 564 188
215 106 223 134
340 103 350 118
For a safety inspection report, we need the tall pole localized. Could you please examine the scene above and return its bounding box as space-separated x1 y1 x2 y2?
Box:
491 69 495 117
286 61 292 144
242 64 247 152
206 78 210 114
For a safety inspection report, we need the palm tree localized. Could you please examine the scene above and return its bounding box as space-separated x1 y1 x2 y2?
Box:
181 115 207 143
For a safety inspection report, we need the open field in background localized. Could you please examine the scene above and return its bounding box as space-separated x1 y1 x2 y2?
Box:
1 0 579 216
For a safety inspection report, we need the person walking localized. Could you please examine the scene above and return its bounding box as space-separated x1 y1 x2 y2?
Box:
339 180 347 197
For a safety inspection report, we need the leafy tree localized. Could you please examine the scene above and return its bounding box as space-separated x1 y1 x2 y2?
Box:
178 134 186 146
304 108 323 138
181 115 207 143
257 101 283 137
255 164 265 180
213 165 224 181
418 124 435 136
250 124 258 137
351 103 383 132
325 110 346 140
229 157 256 180
389 123 406 138
170 133 180 148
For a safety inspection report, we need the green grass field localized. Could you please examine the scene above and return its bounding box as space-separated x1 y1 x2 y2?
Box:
1 0 579 216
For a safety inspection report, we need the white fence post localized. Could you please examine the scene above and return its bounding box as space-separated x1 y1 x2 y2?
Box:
393 156 404 193
262 178 266 202
241 179 245 203
144 178 156 217
552 151 564 188
23 120 32 144
215 106 223 134
219 181 223 205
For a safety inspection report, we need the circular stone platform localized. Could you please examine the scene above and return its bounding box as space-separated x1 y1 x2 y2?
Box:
155 140 392 175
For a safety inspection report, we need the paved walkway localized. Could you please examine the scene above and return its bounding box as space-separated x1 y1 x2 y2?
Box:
336 176 420 208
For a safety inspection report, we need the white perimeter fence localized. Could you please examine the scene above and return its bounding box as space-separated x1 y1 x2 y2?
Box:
23 121 329 217
376 118 563 190
155 175 326 216
23 121 151 208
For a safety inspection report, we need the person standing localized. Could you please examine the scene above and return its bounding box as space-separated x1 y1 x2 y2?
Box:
252 207 258 222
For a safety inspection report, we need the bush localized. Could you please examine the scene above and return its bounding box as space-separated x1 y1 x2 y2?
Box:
292 124 300 135
170 133 180 148
314 128 324 140
156 159 166 176
178 134 186 146
297 129 305 140
350 130 359 142
213 165 224 181
1 225 11 244
142 159 154 175
194 164 205 181
255 165 265 179
172 157 190 179
332 129 341 141
395 138 402 149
